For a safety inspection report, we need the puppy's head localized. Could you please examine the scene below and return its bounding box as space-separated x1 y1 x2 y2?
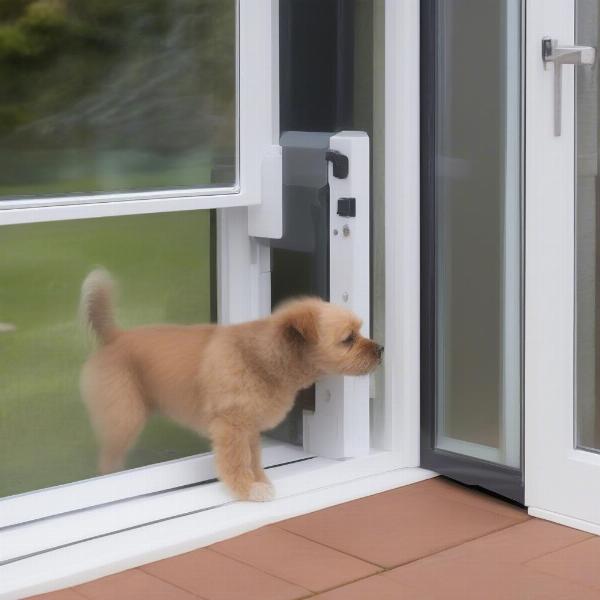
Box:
274 297 383 377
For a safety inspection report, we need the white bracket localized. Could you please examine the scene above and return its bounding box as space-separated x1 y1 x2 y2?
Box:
247 145 283 239
303 131 370 459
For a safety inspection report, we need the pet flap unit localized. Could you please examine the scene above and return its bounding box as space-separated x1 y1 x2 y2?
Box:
305 131 370 459
264 130 370 458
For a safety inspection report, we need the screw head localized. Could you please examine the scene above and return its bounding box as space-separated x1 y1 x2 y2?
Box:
342 292 349 302
343 225 350 237
333 229 339 236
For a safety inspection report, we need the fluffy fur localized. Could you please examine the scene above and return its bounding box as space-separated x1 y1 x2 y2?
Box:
80 269 383 501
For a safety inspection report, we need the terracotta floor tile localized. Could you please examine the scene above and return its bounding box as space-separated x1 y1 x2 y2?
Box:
417 477 529 521
423 519 592 566
526 536 600 590
141 547 309 600
24 481 574 600
73 568 196 600
211 525 380 592
278 488 521 567
310 574 437 600
26 590 87 600
386 556 599 600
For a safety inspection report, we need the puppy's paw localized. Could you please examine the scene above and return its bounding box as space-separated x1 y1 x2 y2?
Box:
248 481 275 502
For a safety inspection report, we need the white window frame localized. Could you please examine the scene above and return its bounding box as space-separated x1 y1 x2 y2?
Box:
0 2 430 597
0 0 279 226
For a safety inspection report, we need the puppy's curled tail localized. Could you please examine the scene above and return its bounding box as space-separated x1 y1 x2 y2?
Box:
80 269 119 344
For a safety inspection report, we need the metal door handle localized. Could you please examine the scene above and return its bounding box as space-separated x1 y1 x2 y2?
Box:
542 37 596 136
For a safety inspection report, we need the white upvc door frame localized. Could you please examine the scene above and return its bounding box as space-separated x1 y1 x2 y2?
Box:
383 0 421 464
525 0 600 534
0 1 426 596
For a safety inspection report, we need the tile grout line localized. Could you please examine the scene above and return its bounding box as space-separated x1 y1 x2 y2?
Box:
378 519 596 577
264 520 540 597
131 566 211 600
208 523 406 599
292 570 390 597
207 547 313 594
70 583 103 600
208 535 382 594
275 517 530 571
303 532 600 599
138 548 313 598
271 523 388 566
424 493 529 522
306 534 600 599
520 534 598 569
379 520 537 572
207 545 328 593
126 518 594 600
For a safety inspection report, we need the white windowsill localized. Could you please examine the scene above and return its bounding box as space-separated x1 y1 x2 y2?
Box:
0 439 308 529
0 451 435 600
0 443 312 564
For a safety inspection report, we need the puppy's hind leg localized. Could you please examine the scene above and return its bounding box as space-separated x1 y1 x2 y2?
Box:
81 361 148 475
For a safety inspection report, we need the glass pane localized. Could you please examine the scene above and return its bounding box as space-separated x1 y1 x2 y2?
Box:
0 211 214 497
576 0 600 452
0 0 235 200
434 0 521 467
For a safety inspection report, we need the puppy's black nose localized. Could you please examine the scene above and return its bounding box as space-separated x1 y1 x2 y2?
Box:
377 344 384 358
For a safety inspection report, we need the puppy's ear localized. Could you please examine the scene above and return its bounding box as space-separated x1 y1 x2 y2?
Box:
282 304 319 345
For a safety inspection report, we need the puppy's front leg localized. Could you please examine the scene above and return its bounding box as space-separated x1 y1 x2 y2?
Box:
210 419 273 501
250 433 275 501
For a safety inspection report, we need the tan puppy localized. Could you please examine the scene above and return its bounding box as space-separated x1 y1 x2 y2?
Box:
80 269 383 501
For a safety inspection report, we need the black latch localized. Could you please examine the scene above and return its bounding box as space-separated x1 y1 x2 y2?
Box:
325 150 349 179
337 197 356 217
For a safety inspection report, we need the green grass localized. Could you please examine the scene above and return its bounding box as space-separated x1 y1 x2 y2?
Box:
0 211 213 498
0 150 222 198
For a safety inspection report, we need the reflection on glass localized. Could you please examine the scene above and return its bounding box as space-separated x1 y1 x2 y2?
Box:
0 0 236 199
434 0 521 467
576 0 600 453
0 211 213 497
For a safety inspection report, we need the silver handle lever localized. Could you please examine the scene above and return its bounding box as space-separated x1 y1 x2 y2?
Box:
542 37 596 136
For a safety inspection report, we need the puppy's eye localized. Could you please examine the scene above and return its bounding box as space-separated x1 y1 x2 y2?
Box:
341 333 355 345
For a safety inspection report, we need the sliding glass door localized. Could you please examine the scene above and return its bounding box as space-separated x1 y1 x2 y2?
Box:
0 0 280 530
575 0 600 457
421 0 523 502
0 212 215 498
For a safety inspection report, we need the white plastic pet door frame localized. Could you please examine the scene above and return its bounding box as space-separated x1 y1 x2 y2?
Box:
303 131 371 459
